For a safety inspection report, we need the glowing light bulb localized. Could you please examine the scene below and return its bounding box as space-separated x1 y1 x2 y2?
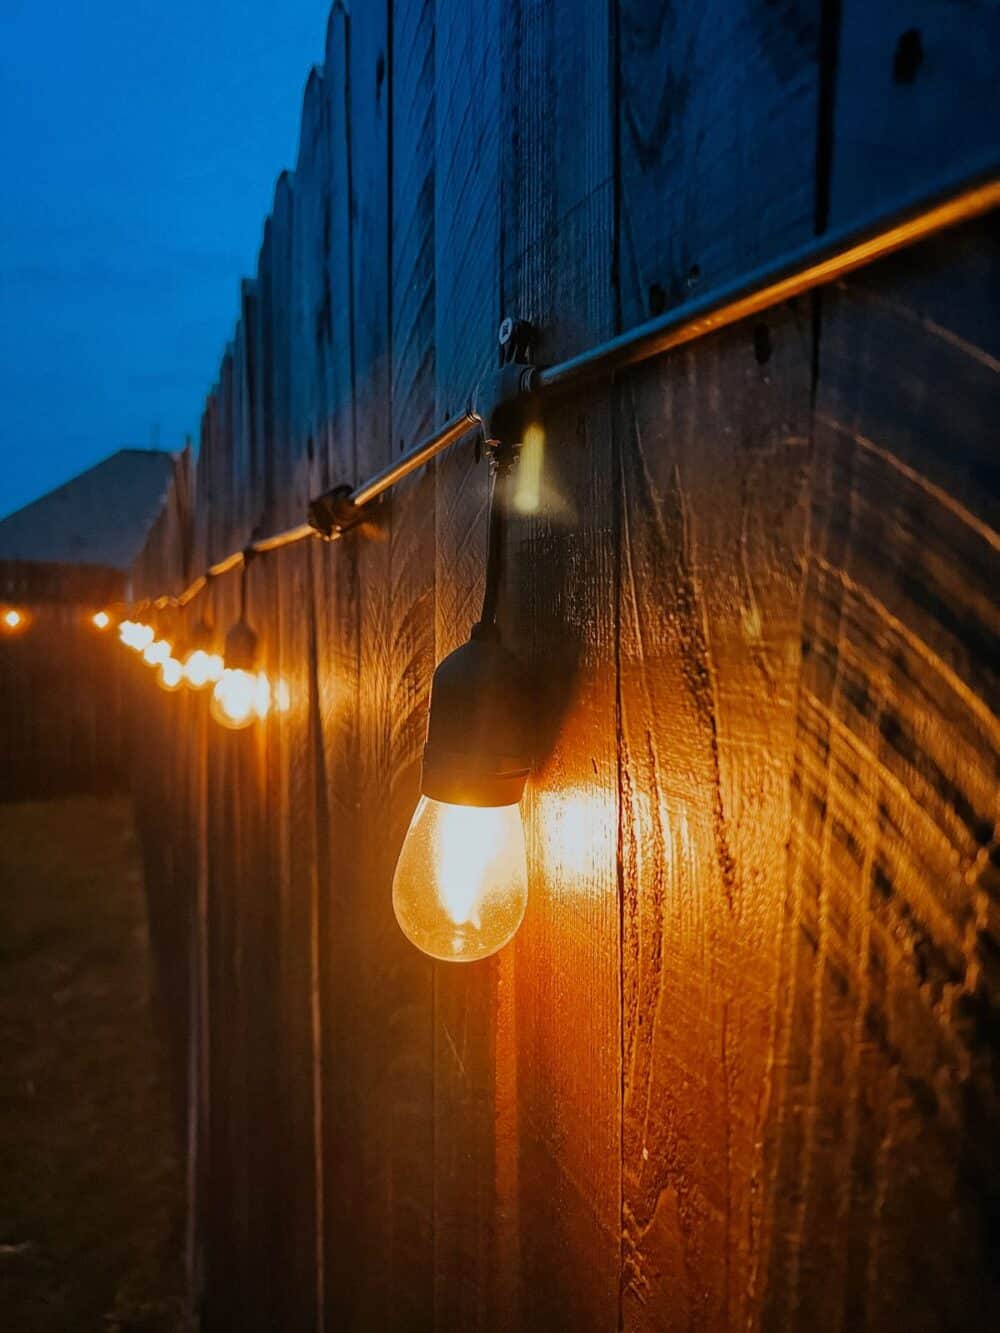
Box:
210 668 259 729
92 611 110 630
158 657 183 691
182 648 224 689
3 609 23 630
143 638 172 667
120 621 154 650
392 796 528 962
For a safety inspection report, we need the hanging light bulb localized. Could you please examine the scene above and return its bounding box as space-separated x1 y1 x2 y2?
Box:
143 637 172 667
2 608 24 631
158 656 184 691
392 421 534 962
92 610 111 630
210 617 263 729
392 627 531 962
183 647 224 688
120 621 155 651
212 668 259 728
180 610 224 690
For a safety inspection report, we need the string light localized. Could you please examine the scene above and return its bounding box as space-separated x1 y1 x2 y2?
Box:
143 638 172 667
92 610 111 630
183 648 224 689
391 440 531 962
158 656 184 691
180 610 223 689
3 608 24 631
120 620 155 651
210 558 268 729
211 662 262 728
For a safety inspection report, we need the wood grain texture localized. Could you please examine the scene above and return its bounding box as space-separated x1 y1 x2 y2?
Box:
617 0 819 328
829 0 1000 220
761 223 1000 1331
289 68 332 523
616 310 813 1331
383 0 438 1323
431 1 504 1326
500 1 620 1328
616 6 818 1329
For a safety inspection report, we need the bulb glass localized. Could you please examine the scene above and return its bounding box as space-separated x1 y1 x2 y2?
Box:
392 796 528 961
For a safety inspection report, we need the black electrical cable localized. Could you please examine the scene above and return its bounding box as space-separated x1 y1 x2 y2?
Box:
478 444 516 630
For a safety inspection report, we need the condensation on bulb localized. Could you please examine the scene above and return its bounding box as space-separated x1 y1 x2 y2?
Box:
392 797 528 962
210 668 258 729
183 649 224 689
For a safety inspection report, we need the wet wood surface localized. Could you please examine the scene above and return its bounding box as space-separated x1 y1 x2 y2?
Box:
119 2 999 1330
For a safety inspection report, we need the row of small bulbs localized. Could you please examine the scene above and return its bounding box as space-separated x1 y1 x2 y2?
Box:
118 619 290 728
3 607 110 632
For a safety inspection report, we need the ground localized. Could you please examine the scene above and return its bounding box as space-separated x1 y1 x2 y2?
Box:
0 797 190 1331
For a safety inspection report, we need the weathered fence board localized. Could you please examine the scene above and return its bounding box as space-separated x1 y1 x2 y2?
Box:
501 1 621 1328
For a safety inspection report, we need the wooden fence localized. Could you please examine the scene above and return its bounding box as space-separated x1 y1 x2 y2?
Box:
0 588 127 801
127 2 999 1329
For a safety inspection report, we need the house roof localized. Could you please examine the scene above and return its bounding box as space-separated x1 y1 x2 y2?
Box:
0 449 176 573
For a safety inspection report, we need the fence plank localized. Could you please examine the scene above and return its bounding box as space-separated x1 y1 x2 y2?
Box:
500 1 620 1328
762 219 1000 1332
432 0 503 1325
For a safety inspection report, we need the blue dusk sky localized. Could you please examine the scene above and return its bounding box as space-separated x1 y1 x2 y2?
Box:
0 0 328 518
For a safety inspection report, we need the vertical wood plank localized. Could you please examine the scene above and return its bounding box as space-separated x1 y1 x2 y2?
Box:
617 316 813 1331
762 221 1000 1330
617 0 819 328
432 0 503 1325
384 0 438 1323
616 6 818 1329
829 0 1000 218
500 1 620 1328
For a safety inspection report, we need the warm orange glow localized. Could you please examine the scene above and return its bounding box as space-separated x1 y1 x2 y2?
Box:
275 678 291 712
534 784 618 894
210 668 259 729
143 638 172 667
254 671 272 719
158 657 184 691
92 610 111 630
3 608 24 631
182 648 224 689
392 796 528 961
513 422 545 513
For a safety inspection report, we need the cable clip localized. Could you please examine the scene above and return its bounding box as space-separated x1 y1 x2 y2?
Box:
308 484 363 539
470 317 540 453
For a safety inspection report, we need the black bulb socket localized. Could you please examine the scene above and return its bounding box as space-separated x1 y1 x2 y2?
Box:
420 622 533 808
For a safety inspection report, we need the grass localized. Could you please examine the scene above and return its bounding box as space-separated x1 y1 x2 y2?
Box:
0 797 191 1331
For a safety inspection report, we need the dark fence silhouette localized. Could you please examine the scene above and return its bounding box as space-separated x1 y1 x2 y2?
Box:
0 590 127 801
116 2 999 1329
